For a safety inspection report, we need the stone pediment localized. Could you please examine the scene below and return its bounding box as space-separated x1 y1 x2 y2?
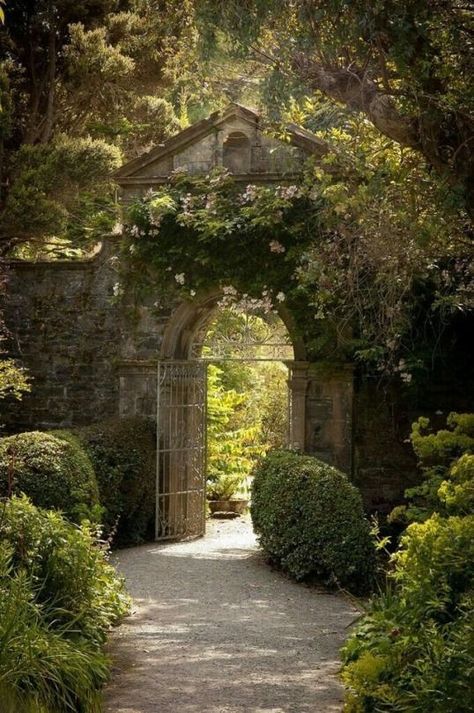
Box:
115 103 326 190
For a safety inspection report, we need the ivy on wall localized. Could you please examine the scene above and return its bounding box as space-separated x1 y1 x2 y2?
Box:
123 168 313 298
121 125 471 379
121 167 328 358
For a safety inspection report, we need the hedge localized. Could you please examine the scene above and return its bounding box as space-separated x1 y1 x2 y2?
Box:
251 450 375 592
0 431 100 523
67 417 156 545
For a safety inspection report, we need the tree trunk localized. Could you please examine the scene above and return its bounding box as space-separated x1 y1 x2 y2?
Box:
23 31 57 145
292 54 474 199
39 31 57 144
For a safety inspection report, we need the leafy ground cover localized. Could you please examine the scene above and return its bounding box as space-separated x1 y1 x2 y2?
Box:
0 496 129 713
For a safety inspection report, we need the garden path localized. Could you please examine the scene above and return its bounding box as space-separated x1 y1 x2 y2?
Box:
104 516 358 713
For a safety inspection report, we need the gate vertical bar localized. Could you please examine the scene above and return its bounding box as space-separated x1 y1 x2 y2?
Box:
155 360 162 541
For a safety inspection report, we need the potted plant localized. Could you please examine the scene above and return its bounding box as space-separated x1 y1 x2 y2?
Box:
206 472 249 515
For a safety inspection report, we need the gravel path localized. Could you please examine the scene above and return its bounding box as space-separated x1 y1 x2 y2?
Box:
104 516 357 713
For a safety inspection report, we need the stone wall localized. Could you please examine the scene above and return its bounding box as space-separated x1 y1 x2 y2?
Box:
352 380 419 512
0 251 417 512
2 243 471 513
0 242 122 432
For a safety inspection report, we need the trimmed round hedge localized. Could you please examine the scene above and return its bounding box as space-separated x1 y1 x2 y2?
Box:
0 431 100 522
67 417 156 545
251 450 375 591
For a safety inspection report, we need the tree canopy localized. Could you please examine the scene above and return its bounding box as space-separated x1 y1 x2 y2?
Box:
0 0 196 255
196 0 474 204
0 0 472 379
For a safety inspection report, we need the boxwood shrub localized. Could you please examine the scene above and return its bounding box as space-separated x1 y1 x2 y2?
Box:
68 417 156 545
0 431 100 523
251 450 375 591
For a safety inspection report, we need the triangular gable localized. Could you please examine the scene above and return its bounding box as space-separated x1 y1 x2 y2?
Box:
115 103 326 185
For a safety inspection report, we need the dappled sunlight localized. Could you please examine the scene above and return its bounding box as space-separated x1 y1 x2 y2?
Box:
105 517 357 713
157 547 256 560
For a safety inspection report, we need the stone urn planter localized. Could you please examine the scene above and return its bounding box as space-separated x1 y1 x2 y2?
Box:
208 499 249 517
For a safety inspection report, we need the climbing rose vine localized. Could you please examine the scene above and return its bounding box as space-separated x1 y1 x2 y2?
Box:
122 137 471 378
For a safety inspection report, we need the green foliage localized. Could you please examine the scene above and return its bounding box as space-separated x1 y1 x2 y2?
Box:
242 360 289 451
204 307 290 503
69 417 156 545
0 0 197 256
123 168 309 316
0 544 107 713
0 420 156 545
0 432 101 523
342 515 474 713
390 413 474 524
0 496 129 712
206 363 264 500
196 1 473 198
207 472 245 501
295 121 471 374
343 414 474 712
250 450 376 591
191 1 473 377
439 454 474 515
0 358 29 400
123 160 470 376
3 137 121 256
1 0 195 148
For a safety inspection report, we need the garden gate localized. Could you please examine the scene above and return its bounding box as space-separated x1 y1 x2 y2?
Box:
155 360 208 540
155 305 296 542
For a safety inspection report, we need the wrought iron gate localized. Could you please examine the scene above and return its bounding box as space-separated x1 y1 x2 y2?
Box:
156 360 207 541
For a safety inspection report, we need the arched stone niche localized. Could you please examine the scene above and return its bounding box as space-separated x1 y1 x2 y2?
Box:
222 131 251 174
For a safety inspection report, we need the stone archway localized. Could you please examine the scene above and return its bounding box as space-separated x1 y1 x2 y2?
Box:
151 291 310 541
115 102 353 491
159 291 309 451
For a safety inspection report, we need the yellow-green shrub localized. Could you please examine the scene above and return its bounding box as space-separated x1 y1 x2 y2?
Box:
438 453 474 514
342 514 474 712
343 414 474 712
390 412 474 524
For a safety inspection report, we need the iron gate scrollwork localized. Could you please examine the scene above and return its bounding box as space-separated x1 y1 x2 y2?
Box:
156 360 207 541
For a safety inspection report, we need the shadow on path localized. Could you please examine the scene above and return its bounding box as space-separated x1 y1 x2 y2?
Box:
104 517 357 713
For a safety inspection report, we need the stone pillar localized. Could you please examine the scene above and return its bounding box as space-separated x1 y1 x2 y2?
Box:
287 361 309 451
305 362 354 475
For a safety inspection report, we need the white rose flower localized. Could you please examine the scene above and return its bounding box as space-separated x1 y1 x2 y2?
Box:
269 240 286 254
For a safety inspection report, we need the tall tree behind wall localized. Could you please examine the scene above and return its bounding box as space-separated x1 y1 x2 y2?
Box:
0 0 198 256
194 1 473 377
196 0 473 206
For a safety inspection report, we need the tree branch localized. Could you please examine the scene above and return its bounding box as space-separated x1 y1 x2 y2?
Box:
292 53 420 151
